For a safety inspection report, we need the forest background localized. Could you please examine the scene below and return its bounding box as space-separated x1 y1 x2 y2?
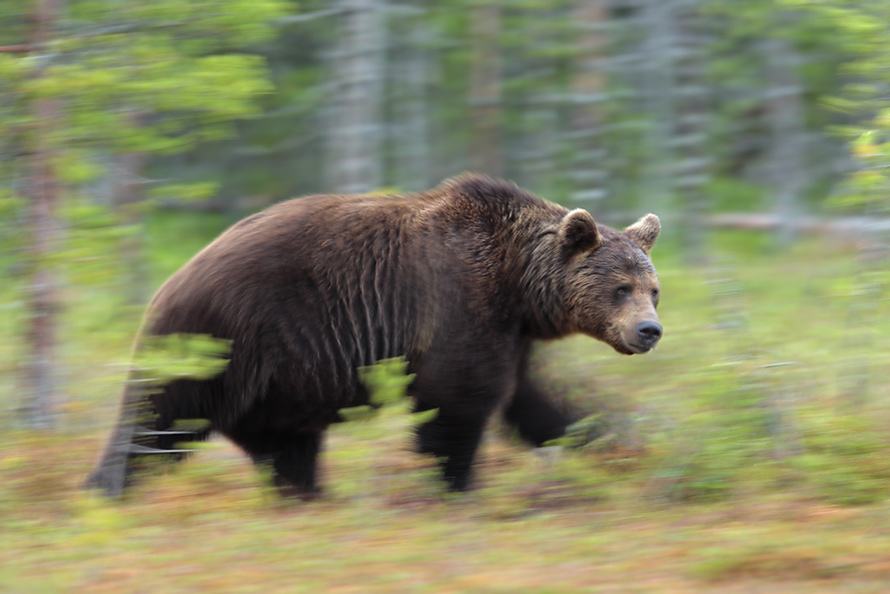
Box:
3 1 890 592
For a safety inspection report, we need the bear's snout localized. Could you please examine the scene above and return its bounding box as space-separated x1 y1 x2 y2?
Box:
635 321 662 351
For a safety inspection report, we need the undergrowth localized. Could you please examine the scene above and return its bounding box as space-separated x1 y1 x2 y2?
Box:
2 223 890 592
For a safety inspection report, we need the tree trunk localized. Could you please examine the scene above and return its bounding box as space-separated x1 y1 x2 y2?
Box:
388 3 431 192
640 0 676 215
650 0 711 259
569 0 609 207
467 1 503 177
111 112 151 305
672 1 711 259
22 0 63 430
325 0 386 194
763 36 805 246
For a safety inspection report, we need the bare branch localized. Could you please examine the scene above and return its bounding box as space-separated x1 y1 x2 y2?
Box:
276 8 346 25
0 44 32 53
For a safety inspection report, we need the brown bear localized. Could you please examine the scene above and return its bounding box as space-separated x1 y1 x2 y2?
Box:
85 174 662 497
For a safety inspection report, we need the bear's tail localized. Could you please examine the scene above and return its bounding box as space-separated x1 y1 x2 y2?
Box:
83 379 198 498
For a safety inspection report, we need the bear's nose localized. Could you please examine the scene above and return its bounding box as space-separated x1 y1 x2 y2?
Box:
636 321 662 345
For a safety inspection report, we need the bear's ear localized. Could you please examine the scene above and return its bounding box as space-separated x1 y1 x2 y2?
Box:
559 209 600 254
623 213 660 255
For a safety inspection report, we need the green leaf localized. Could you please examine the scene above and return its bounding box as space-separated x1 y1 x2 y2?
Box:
133 333 233 384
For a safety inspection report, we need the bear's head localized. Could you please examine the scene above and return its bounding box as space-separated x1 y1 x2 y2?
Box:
522 209 662 355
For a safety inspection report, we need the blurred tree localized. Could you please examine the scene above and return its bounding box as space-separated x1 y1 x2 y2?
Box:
763 31 806 245
150 0 336 207
0 0 287 429
387 2 432 192
142 0 858 224
109 114 151 305
702 0 845 247
17 0 63 430
497 1 573 195
467 0 503 177
569 0 609 207
324 0 386 193
784 0 890 406
784 0 890 212
257 2 885 219
658 0 712 257
704 0 846 213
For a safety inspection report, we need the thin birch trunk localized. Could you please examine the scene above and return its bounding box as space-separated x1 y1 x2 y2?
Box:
468 1 502 177
325 0 386 194
639 0 676 216
763 36 805 246
569 0 609 207
111 148 150 305
22 0 63 430
664 0 711 258
389 4 431 192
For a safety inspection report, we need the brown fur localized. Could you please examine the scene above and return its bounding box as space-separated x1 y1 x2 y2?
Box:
86 174 662 496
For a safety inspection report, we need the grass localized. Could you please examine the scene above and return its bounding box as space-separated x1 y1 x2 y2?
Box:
3 218 890 592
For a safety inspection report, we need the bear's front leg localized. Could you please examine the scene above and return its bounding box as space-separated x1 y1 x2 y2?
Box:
229 429 324 499
503 371 578 447
410 330 522 491
416 412 487 491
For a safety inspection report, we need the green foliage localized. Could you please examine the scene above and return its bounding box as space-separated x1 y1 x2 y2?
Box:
340 356 435 427
644 364 781 503
332 357 441 501
0 0 288 306
4 231 890 591
690 537 850 581
0 192 26 266
704 178 767 213
25 0 869 218
358 357 416 406
57 198 139 285
147 182 220 204
4 2 286 155
132 333 232 385
785 0 890 211
794 414 890 505
544 413 604 448
830 129 890 211
703 0 846 208
144 210 232 282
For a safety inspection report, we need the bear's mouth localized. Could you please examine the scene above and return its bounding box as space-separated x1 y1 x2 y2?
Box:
626 343 652 355
617 338 654 355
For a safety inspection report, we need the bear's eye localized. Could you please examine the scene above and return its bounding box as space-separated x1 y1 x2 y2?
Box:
614 286 631 299
651 288 660 299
